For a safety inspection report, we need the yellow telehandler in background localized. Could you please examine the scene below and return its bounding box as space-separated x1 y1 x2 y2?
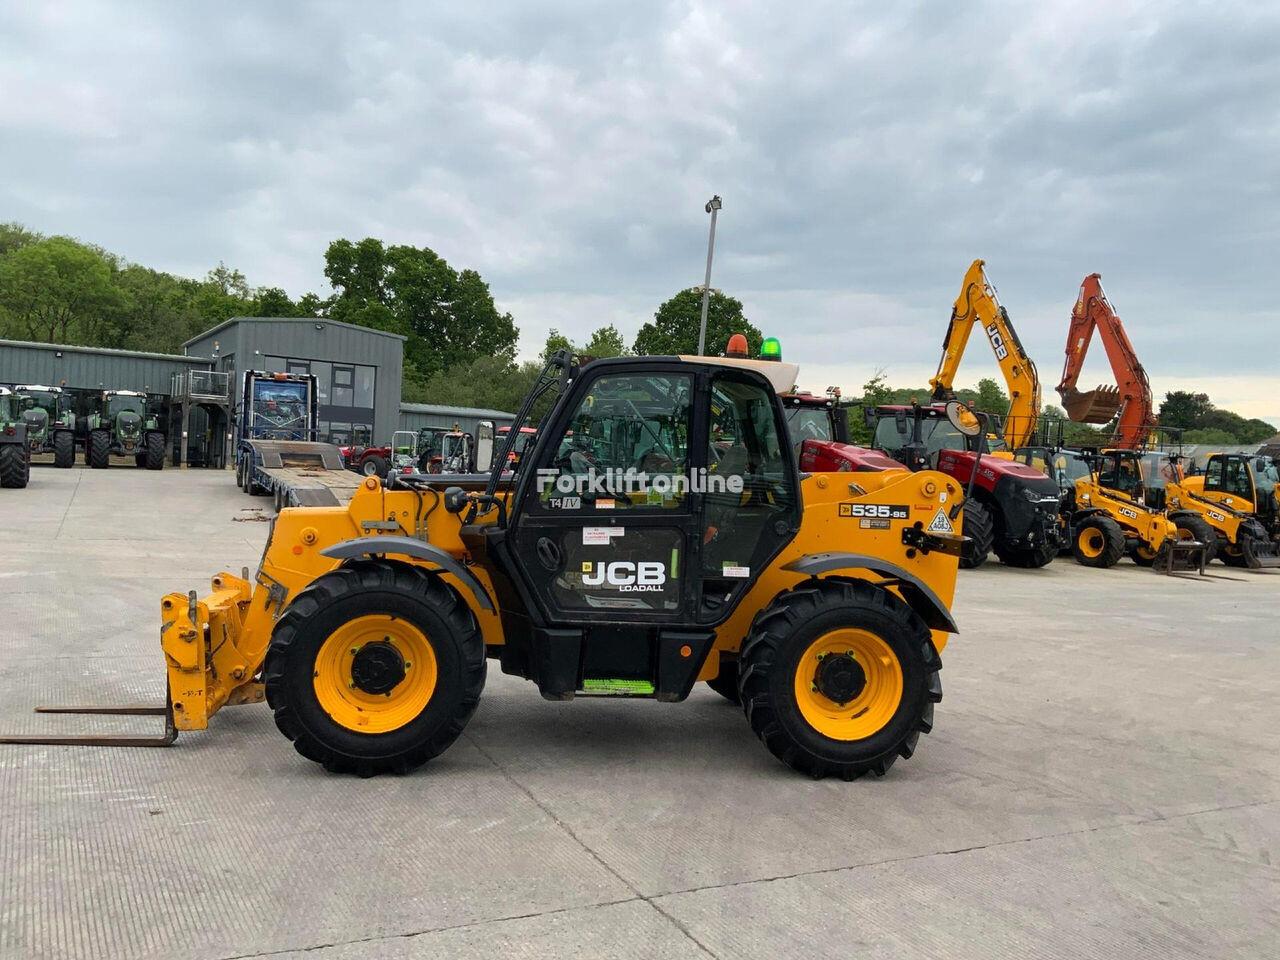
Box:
1175 453 1280 567
3 349 971 781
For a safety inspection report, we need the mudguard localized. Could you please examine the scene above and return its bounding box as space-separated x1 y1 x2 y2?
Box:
321 535 495 611
780 553 958 633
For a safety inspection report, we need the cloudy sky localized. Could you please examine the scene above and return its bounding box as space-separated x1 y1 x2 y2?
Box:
2 1 1277 425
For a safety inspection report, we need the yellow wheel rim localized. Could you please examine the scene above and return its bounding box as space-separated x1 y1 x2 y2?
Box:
1078 528 1105 558
313 615 438 734
794 629 903 741
1135 543 1158 561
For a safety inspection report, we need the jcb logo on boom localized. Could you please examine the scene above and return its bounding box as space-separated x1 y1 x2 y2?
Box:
985 322 1009 361
582 561 666 592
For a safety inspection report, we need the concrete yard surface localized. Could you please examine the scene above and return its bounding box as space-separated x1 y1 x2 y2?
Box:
0 467 1277 960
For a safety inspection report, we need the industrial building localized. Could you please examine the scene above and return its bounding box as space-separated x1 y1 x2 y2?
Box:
184 317 407 448
1 319 516 467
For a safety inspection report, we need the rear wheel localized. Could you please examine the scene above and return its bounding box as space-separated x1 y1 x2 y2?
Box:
53 431 74 468
1073 516 1124 568
738 578 941 781
145 432 165 470
361 455 388 478
0 444 29 488
959 500 993 569
264 561 486 776
993 538 1057 568
89 430 110 469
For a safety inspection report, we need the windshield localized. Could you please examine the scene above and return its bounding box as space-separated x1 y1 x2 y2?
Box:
1139 452 1181 489
23 390 65 416
252 382 308 431
0 394 15 421
785 406 832 454
106 394 145 417
1097 452 1143 497
1255 458 1279 486
872 414 966 466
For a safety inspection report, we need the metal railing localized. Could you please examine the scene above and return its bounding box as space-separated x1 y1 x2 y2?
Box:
171 370 230 402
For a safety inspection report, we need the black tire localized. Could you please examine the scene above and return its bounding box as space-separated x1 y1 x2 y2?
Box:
0 444 29 488
145 432 165 470
1172 515 1217 564
1073 516 1125 568
135 454 146 469
959 500 993 569
53 431 74 468
1130 542 1160 567
361 455 388 478
705 657 740 704
263 560 486 776
993 538 1057 569
235 457 245 490
738 578 941 781
89 430 110 469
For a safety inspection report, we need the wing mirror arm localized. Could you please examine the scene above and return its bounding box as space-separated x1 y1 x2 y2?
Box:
943 400 985 521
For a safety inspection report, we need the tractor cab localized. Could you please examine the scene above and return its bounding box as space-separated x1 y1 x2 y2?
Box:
389 430 421 473
868 403 987 472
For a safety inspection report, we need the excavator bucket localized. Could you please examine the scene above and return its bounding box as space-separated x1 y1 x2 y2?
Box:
1060 385 1121 424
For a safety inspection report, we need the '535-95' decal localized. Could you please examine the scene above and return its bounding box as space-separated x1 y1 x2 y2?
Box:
839 503 910 520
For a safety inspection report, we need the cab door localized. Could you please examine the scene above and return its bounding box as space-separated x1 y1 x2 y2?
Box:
507 364 699 624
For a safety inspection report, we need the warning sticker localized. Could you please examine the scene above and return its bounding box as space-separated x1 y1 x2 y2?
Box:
859 518 891 530
583 526 625 545
595 499 616 510
722 564 750 578
927 509 955 534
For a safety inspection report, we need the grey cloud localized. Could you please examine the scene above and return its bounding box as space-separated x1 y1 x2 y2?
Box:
0 1 1275 422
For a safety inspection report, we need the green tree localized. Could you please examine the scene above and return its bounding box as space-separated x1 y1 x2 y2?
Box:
580 323 629 358
0 222 40 257
974 377 1009 417
0 236 126 344
849 370 896 443
252 286 298 317
1159 391 1213 431
540 328 573 362
323 237 518 380
633 288 762 356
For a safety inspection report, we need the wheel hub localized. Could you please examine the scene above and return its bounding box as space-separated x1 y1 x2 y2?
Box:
350 641 406 695
813 653 866 705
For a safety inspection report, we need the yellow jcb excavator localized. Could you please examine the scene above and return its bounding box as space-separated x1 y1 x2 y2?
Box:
930 259 1041 450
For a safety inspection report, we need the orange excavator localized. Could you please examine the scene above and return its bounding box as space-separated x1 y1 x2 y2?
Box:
1056 273 1158 448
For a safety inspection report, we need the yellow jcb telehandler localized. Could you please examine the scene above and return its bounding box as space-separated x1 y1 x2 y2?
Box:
1174 453 1280 568
2 350 972 780
1066 448 1212 574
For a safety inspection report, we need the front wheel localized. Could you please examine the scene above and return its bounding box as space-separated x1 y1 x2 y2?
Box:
145 432 165 470
993 538 1057 569
89 430 110 469
738 578 942 781
959 500 993 569
360 455 388 478
0 444 29 488
1073 516 1124 568
263 561 486 776
53 431 74 468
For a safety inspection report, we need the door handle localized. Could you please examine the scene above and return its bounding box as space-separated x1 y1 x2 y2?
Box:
536 536 562 571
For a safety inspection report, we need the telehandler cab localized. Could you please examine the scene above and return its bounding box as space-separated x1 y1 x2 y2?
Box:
2 350 970 781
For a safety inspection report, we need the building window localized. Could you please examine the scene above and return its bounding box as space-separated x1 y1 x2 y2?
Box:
332 364 354 407
354 364 375 408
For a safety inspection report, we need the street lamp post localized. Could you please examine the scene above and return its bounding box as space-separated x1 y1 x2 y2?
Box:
697 195 722 356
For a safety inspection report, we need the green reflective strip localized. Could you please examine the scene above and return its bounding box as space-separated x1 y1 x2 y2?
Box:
582 678 655 695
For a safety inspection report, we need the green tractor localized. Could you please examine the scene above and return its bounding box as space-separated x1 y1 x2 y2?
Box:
15 384 76 468
0 387 32 488
85 390 166 470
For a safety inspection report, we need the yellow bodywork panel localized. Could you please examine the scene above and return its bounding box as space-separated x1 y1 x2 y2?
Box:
165 467 963 730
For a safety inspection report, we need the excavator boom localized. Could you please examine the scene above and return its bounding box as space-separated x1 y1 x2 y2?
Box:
1057 274 1158 448
930 259 1041 450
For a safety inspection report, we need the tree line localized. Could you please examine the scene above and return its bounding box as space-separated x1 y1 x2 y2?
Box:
1 221 1272 443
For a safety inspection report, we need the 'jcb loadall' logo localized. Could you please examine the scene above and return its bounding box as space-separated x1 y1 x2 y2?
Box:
582 561 666 592
985 322 1009 360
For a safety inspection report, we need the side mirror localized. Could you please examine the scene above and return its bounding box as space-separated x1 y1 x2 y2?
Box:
475 420 494 473
862 406 877 429
945 400 982 437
